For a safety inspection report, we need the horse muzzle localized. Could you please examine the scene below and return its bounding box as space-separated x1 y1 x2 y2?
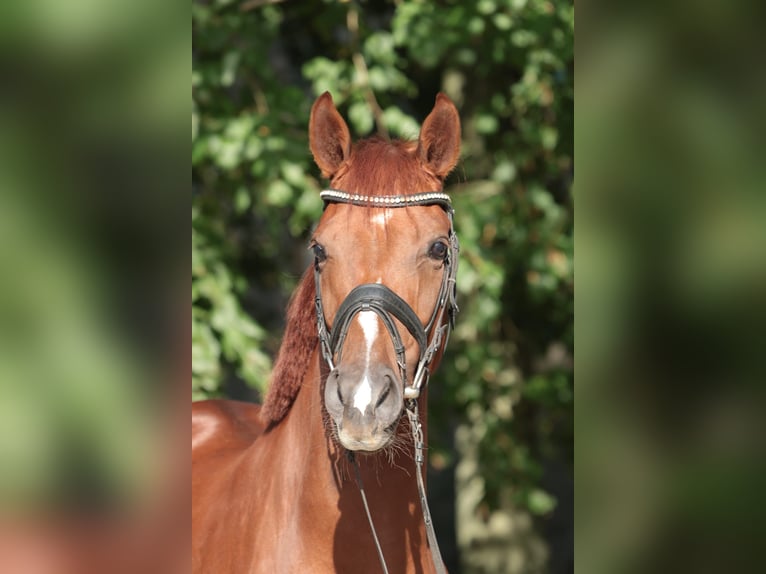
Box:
324 363 403 451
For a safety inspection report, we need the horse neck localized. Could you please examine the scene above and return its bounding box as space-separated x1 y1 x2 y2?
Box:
266 349 436 573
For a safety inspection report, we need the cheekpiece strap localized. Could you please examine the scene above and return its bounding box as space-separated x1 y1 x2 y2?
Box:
320 189 451 209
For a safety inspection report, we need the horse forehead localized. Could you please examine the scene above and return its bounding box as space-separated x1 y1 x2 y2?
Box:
369 210 393 226
317 204 445 242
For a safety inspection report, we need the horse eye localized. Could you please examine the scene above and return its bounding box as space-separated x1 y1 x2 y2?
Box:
312 243 327 263
428 241 449 261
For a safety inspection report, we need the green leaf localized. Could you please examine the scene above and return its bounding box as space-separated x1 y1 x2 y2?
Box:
527 488 557 515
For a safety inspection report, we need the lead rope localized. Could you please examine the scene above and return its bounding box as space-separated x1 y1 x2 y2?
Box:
348 451 390 574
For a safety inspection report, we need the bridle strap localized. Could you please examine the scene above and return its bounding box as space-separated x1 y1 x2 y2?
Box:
331 284 427 354
329 284 427 387
315 189 457 574
320 189 451 209
315 189 459 399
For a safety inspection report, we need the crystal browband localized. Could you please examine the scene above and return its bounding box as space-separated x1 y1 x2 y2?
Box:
320 189 451 208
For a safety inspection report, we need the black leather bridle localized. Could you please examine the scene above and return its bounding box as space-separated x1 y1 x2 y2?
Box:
313 188 458 574
314 189 459 400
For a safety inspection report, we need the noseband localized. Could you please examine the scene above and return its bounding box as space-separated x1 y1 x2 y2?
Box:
314 189 459 400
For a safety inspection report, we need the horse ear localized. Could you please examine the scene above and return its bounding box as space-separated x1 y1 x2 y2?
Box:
417 93 461 178
309 92 351 178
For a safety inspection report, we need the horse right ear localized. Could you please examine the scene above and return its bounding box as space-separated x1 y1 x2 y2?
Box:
309 92 351 179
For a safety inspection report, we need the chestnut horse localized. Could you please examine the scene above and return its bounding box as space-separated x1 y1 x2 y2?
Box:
192 92 461 574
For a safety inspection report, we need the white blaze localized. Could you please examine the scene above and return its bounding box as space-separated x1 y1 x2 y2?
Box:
352 311 378 413
353 376 373 413
370 210 392 226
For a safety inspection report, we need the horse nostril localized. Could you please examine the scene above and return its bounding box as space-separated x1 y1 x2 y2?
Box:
337 384 343 403
375 378 392 409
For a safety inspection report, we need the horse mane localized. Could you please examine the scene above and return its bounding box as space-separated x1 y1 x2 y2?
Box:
260 266 317 427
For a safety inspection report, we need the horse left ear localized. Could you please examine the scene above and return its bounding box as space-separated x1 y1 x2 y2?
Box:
417 93 461 178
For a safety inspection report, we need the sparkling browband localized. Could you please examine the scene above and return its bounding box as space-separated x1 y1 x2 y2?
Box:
320 189 451 208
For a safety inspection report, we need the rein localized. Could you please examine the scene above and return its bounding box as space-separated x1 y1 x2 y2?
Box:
348 400 446 574
315 189 457 574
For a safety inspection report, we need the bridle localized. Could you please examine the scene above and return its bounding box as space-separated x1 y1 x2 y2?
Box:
314 188 459 574
314 189 459 400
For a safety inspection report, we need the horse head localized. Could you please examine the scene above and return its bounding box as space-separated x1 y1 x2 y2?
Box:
309 92 461 452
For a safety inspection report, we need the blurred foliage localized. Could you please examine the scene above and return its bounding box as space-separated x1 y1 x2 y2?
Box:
192 0 572 547
577 2 766 574
0 0 186 535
